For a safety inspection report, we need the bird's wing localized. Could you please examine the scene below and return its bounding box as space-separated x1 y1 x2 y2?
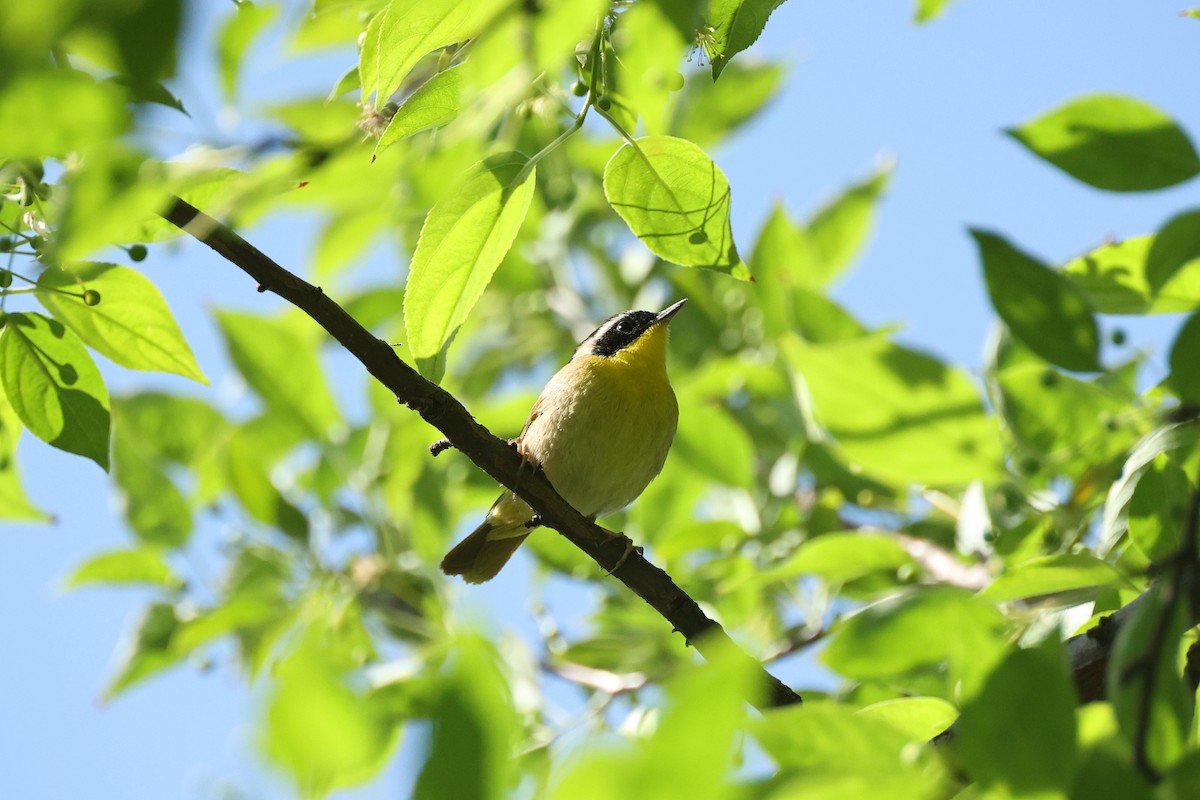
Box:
515 393 545 462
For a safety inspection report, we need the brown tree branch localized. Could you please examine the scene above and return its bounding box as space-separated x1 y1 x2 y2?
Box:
160 196 802 711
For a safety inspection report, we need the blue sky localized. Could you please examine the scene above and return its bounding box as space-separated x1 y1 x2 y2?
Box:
4 2 1199 798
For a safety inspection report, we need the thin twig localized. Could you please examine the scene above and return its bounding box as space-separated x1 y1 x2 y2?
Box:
159 196 802 711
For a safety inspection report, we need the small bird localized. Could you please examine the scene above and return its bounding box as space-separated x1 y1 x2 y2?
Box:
441 299 686 583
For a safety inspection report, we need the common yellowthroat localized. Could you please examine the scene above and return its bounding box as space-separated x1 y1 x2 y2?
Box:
441 299 686 583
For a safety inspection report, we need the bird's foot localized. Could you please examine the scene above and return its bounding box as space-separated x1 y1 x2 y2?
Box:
602 531 642 575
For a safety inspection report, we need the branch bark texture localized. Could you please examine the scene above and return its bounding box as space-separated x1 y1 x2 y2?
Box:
161 196 802 711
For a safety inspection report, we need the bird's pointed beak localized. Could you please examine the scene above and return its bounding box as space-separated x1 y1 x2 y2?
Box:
654 298 687 324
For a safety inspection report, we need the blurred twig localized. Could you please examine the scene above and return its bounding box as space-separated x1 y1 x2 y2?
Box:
160 196 803 711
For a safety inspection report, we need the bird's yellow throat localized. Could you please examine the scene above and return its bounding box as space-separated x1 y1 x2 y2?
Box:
595 321 670 379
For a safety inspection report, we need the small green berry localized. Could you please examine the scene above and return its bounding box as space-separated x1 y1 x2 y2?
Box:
83 289 101 306
128 244 148 262
570 80 588 97
1111 328 1127 346
1040 369 1059 389
0 237 13 253
0 270 12 288
596 96 611 111
666 71 685 91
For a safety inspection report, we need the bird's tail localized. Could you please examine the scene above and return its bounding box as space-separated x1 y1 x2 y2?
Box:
440 518 530 584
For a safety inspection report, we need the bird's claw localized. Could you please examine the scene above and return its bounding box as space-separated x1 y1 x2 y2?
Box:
602 532 642 575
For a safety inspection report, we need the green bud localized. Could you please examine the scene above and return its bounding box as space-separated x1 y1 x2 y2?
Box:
128 244 148 262
570 80 588 97
596 96 611 111
83 289 101 306
0 270 12 288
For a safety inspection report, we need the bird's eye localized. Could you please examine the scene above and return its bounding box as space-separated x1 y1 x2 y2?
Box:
616 319 632 332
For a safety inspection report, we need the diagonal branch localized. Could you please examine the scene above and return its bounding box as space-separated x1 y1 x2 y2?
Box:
160 196 802 711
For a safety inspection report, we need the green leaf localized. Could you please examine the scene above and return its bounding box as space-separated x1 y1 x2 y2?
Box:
0 312 110 470
64 548 181 590
674 401 754 487
225 417 309 541
1098 423 1200 555
0 69 130 159
785 334 1002 486
612 0 689 134
1127 456 1190 563
1169 312 1200 403
1108 583 1195 775
822 586 1008 694
37 263 206 383
978 554 1126 604
1061 231 1200 315
0 380 48 521
360 0 506 105
806 161 892 287
215 311 340 438
604 136 747 278
752 702 940 794
404 153 536 380
747 200 810 333
914 0 957 22
705 0 789 80
104 602 185 699
973 229 1101 372
414 637 514 800
1007 94 1200 191
670 61 784 148
266 632 399 794
856 697 958 742
763 532 914 585
373 65 463 160
957 639 1078 795
217 1 279 101
55 147 166 261
112 425 193 546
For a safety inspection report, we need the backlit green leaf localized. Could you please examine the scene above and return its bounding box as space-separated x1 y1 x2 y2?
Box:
217 1 279 101
1108 583 1194 775
1168 312 1200 403
65 547 181 589
957 639 1077 794
0 312 110 470
856 697 958 742
104 602 185 699
978 554 1126 604
785 334 1002 486
974 229 1101 372
1007 94 1200 191
670 61 784 148
0 380 48 521
216 311 340 438
806 161 892 287
915 0 957 22
1061 231 1200 315
604 136 747 278
1127 456 1190 562
764 532 914 585
612 0 688 134
705 0 789 80
404 153 536 380
0 70 130 159
37 263 206 383
674 401 754 487
374 66 463 160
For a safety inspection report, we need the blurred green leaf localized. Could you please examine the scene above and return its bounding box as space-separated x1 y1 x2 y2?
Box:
957 639 1077 795
0 70 130 159
267 632 399 795
978 554 1127 604
1108 583 1194 775
217 1 279 101
414 636 514 800
0 380 48 521
216 310 340 438
1062 233 1200 315
786 333 1002 486
1168 312 1200 403
605 136 747 278
670 61 784 147
0 312 110 470
225 416 309 540
313 209 388 277
674 400 755 487
856 697 958 742
1007 94 1200 191
752 701 941 795
974 229 1101 372
612 0 688 134
763 532 914 585
822 586 1008 695
1127 456 1190 563
37 263 206 383
915 0 957 22
1072 704 1155 800
64 547 181 590
404 153 536 380
705 0 789 80
374 65 463 159
104 601 185 700
806 161 892 287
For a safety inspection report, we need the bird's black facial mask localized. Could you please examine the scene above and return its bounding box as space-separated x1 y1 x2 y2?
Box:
587 311 658 357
